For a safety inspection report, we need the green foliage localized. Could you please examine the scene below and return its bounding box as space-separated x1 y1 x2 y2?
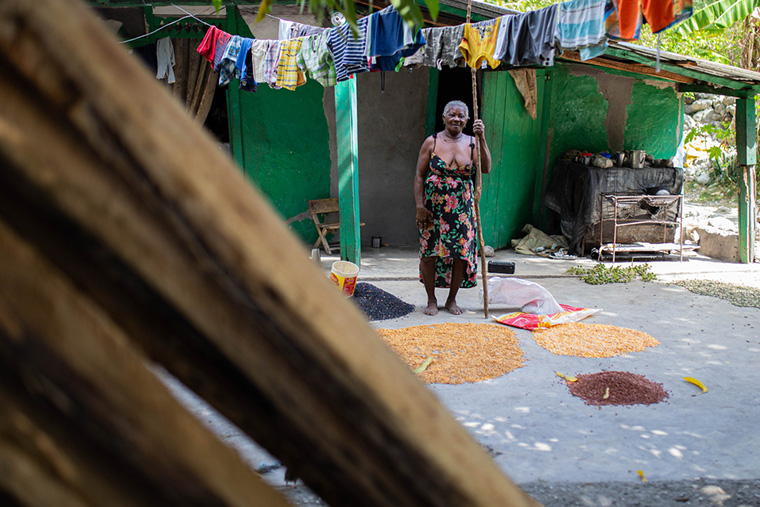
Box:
684 178 739 202
566 263 657 284
684 121 737 185
676 0 760 34
683 105 760 203
499 0 554 12
639 23 738 65
210 0 437 33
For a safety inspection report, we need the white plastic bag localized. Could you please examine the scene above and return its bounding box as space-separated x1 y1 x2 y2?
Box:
484 277 563 315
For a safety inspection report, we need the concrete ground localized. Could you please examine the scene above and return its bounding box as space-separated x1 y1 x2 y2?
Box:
161 246 760 506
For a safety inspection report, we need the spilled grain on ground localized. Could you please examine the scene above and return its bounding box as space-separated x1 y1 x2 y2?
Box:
377 323 523 385
533 322 659 358
673 279 760 309
566 371 669 406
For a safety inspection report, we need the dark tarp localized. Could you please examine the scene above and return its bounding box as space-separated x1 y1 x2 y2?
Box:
544 160 683 254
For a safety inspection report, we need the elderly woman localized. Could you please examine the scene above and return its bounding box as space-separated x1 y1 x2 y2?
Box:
414 100 491 316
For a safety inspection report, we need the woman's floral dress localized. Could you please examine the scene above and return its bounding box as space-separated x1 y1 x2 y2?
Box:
419 135 478 288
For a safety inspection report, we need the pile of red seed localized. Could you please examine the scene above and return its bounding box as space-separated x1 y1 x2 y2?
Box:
566 371 668 406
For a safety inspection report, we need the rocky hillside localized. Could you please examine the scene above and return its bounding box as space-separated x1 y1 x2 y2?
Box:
681 93 737 186
680 93 759 261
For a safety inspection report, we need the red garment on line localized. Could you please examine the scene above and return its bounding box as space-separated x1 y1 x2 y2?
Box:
197 26 220 64
617 0 674 39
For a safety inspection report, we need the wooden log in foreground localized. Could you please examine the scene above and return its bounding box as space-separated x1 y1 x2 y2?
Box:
0 1 538 506
0 223 290 506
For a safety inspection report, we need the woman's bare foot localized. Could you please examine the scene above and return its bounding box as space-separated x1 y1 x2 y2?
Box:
424 301 439 315
445 300 463 315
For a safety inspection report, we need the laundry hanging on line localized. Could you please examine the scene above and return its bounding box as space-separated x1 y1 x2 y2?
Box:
192 0 691 93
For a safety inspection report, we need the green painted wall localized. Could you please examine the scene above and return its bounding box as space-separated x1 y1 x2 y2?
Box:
624 81 681 158
547 64 683 166
481 70 546 248
228 11 331 244
237 82 331 242
546 65 609 168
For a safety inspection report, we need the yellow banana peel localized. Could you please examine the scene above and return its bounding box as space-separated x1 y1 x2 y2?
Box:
683 377 708 395
555 371 578 382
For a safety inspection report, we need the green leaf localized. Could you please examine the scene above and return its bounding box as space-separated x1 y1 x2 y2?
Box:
390 0 425 28
675 0 760 34
210 0 429 32
424 0 440 21
256 0 274 23
413 356 434 374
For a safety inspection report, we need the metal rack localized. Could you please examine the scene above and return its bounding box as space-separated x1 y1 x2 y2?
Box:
599 193 685 263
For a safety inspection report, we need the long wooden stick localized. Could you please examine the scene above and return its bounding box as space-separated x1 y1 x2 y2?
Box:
466 2 490 319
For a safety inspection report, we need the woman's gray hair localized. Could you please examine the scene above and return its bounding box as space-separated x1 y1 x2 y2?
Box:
443 100 469 119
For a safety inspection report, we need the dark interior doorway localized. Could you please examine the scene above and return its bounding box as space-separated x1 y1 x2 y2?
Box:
204 86 229 144
434 67 479 136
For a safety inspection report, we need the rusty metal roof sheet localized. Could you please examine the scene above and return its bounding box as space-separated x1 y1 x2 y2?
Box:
611 41 760 86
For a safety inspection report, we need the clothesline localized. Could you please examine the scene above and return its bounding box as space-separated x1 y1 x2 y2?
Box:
145 0 692 95
120 14 209 44
119 3 283 45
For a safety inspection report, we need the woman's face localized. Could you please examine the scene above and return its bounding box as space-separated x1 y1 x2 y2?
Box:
443 107 468 134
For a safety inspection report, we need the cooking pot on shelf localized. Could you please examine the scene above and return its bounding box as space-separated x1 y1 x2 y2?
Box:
630 150 645 168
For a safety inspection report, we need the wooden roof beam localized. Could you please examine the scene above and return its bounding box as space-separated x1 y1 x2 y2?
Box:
559 51 695 84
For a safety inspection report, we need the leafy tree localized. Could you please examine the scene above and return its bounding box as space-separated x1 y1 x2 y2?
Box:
210 0 439 32
676 0 759 35
639 0 760 69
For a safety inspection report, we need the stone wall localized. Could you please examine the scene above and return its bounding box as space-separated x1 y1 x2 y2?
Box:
681 93 759 262
681 93 736 184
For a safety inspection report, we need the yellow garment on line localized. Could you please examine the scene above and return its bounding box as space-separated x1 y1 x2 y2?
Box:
276 38 307 91
459 22 501 70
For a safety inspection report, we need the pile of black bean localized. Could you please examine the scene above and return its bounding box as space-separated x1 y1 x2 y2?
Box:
350 283 415 321
567 371 668 406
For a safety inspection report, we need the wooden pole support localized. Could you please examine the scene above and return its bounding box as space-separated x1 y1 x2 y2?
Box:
736 97 757 263
466 0 489 318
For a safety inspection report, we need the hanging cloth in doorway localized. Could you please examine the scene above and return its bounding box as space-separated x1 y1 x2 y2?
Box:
156 37 176 83
508 69 537 120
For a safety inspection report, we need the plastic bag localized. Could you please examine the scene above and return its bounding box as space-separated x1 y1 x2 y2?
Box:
494 304 601 330
484 277 563 314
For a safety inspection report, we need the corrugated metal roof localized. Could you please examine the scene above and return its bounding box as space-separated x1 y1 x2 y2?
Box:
436 0 760 92
611 41 760 86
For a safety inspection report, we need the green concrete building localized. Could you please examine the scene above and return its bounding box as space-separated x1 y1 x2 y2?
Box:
91 0 760 263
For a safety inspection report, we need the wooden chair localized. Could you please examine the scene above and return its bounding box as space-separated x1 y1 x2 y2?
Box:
308 198 363 255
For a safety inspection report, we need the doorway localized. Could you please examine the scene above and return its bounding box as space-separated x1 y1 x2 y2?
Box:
435 67 479 136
